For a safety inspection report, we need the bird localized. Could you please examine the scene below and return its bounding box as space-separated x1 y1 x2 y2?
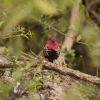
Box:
43 36 60 62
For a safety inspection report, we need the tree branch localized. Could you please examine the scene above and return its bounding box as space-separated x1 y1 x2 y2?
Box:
58 0 82 64
0 55 100 84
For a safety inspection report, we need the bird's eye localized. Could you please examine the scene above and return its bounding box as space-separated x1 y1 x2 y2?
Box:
51 39 55 42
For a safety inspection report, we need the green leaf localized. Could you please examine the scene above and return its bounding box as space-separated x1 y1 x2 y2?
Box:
76 35 82 42
0 21 4 28
85 10 90 19
36 64 42 73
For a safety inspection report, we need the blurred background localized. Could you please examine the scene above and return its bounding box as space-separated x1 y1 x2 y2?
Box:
0 0 100 77
0 0 100 100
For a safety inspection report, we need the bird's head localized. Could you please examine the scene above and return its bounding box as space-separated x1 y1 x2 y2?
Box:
46 36 59 50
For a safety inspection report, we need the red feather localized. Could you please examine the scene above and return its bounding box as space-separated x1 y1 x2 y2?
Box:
43 36 60 62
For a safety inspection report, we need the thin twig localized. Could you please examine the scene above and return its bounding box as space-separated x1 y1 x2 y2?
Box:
33 17 66 35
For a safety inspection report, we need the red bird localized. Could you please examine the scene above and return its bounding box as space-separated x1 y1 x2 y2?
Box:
43 36 60 62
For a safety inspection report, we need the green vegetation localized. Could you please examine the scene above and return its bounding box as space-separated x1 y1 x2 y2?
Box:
0 0 100 100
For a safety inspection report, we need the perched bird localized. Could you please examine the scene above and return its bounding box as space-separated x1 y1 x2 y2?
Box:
43 36 60 62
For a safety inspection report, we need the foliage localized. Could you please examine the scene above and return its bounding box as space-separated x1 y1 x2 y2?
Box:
63 49 77 69
63 81 99 100
0 80 13 100
0 0 100 100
